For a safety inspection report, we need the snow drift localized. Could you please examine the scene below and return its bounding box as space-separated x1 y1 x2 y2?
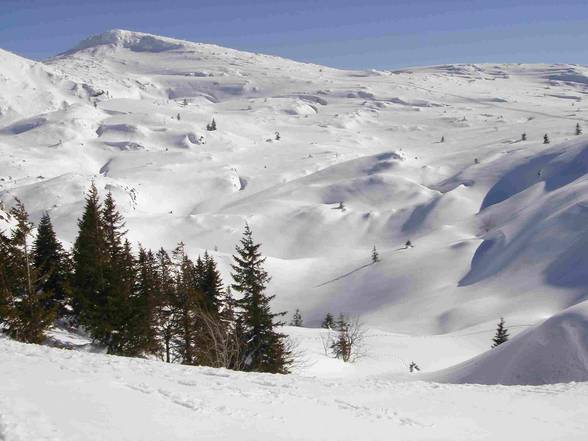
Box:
432 300 588 385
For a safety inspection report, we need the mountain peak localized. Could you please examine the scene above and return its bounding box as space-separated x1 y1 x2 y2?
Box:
65 29 185 55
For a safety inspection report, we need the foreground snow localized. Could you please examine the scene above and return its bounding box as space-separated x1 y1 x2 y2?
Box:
1 336 587 441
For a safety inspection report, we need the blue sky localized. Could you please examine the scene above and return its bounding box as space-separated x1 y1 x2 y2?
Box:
1 0 587 69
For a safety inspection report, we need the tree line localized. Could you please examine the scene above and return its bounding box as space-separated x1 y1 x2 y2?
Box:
0 183 292 374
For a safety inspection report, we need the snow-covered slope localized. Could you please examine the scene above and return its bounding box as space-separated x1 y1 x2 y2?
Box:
431 299 588 385
2 335 588 441
2 30 588 336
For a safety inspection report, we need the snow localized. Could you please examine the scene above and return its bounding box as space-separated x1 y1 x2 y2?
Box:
431 300 588 385
2 333 588 441
1 29 588 438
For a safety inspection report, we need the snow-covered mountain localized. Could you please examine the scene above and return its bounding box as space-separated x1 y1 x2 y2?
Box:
3 28 588 440
2 29 588 335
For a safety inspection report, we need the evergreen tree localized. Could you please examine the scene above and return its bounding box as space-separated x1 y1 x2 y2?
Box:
170 242 201 365
290 308 303 327
206 118 217 131
132 246 159 356
543 133 550 144
104 239 139 355
492 317 509 348
197 252 223 315
321 313 335 329
330 314 351 362
153 247 177 362
576 123 583 136
32 212 71 317
521 132 527 141
72 182 106 329
0 229 15 327
99 191 138 354
3 200 54 343
231 224 291 373
371 245 380 263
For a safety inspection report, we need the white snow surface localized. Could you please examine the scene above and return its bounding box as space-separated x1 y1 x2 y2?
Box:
2 30 588 438
430 299 588 385
1 331 588 441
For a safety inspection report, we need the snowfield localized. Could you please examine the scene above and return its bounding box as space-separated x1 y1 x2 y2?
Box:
2 29 588 439
1 334 588 441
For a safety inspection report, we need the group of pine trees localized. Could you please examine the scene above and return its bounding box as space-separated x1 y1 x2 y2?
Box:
0 184 291 373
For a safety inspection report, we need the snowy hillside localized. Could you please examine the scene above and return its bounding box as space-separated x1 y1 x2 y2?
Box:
431 299 588 385
2 30 588 340
2 334 588 441
2 28 588 440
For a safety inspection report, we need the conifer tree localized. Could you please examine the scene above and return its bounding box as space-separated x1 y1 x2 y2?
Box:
492 317 509 348
371 245 380 263
133 246 159 356
290 308 303 327
199 251 223 315
576 123 583 136
0 231 12 326
231 224 291 373
72 182 106 329
104 239 138 355
521 132 527 141
32 212 71 317
153 247 177 362
330 314 352 362
207 118 217 131
170 242 201 365
4 200 54 343
543 133 550 144
99 192 138 354
321 313 335 329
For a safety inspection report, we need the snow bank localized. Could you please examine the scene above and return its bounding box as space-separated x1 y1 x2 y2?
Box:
432 300 588 385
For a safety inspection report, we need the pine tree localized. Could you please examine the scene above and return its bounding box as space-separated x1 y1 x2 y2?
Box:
543 133 550 144
290 309 303 327
170 242 201 365
207 118 217 131
492 317 509 348
321 313 335 329
521 132 527 141
0 230 12 327
231 224 291 373
72 182 107 330
153 248 177 362
330 314 351 362
371 245 380 263
576 123 583 136
132 246 159 356
104 239 139 355
99 191 136 354
32 212 71 318
4 200 55 343
198 251 223 315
